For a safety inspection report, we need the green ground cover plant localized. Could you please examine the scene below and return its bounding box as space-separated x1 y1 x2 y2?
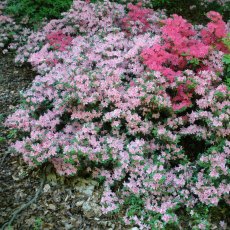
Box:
5 0 73 28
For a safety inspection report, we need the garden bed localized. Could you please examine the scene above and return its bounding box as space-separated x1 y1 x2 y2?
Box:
0 0 229 229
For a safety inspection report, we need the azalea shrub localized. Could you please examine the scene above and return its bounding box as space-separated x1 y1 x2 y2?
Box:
4 0 230 229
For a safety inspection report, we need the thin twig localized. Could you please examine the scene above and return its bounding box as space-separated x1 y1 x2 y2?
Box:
0 167 47 230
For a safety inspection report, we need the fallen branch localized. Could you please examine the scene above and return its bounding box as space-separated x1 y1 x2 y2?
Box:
1 166 47 230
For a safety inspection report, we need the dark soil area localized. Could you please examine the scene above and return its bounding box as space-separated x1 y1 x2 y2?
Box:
0 52 121 230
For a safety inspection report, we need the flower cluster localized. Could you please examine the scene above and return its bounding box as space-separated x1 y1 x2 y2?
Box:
4 1 230 229
46 31 73 51
201 11 228 52
122 2 154 34
142 13 228 111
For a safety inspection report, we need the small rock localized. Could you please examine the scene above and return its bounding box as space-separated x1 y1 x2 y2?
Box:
76 200 84 207
74 178 97 197
78 185 95 196
43 184 51 193
25 218 34 225
82 201 102 218
64 223 73 230
48 204 56 210
46 173 57 185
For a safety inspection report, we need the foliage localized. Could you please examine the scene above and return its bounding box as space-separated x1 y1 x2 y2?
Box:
148 0 230 24
4 0 73 28
223 54 230 88
3 0 230 229
33 217 43 230
222 33 230 89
